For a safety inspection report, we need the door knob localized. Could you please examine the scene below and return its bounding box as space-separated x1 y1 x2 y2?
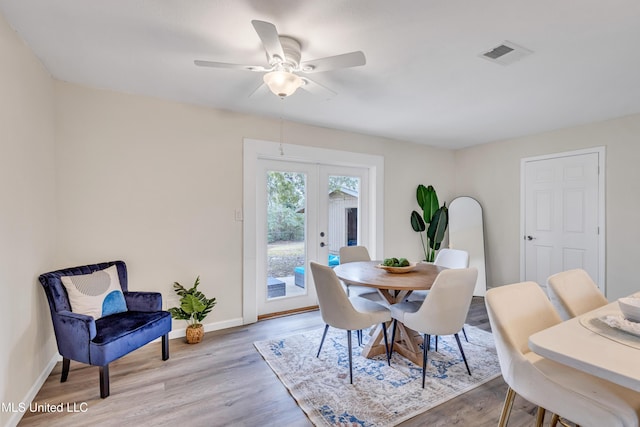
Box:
320 242 326 247
526 235 536 241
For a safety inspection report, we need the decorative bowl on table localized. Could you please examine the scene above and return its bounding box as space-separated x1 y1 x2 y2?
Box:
618 297 640 323
376 263 417 274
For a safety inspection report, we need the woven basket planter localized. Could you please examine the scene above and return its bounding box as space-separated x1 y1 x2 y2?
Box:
185 324 204 344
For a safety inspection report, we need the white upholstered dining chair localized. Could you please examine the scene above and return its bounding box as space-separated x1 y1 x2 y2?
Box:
310 262 392 384
338 246 384 345
407 248 471 343
547 268 608 319
389 267 477 388
433 248 470 269
485 281 640 427
407 248 469 301
338 246 377 297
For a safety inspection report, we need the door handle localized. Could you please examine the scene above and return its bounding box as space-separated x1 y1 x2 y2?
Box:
320 242 326 247
526 235 536 241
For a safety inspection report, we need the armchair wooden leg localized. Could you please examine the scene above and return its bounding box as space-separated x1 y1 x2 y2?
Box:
99 365 110 398
162 334 169 360
61 357 70 383
498 387 516 427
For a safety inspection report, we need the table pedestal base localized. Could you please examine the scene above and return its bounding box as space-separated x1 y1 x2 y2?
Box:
362 322 424 366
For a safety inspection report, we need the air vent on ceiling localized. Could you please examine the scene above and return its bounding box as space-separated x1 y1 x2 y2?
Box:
480 41 533 65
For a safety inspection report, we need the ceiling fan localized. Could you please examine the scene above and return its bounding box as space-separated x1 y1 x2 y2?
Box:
194 20 366 98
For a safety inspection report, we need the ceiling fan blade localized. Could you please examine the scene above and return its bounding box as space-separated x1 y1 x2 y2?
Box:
299 51 366 73
194 60 266 72
300 77 337 100
251 20 286 63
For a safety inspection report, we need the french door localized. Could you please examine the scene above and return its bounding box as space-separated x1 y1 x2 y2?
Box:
256 159 369 316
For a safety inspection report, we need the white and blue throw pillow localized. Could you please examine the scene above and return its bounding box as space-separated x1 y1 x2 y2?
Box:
61 265 127 319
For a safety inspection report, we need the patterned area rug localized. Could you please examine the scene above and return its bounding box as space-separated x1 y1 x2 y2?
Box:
254 325 501 426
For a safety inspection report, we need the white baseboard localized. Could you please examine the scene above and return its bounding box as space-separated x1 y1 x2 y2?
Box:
6 353 59 427
168 317 244 340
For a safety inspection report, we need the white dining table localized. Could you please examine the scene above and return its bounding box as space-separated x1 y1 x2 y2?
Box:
528 297 640 392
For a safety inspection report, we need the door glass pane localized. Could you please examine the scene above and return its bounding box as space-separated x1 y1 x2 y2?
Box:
327 175 361 262
266 170 307 300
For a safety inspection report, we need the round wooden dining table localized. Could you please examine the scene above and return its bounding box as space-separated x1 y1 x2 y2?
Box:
333 260 446 365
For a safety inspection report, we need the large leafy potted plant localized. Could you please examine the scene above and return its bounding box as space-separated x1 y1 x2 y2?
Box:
168 276 217 344
410 184 449 262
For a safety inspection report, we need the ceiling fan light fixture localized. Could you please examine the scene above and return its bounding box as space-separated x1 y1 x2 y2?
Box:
263 70 302 97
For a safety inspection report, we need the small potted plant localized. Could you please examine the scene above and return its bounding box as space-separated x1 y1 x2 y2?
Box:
168 276 217 344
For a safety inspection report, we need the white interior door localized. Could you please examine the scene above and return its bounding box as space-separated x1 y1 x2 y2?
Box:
256 160 369 316
522 149 604 294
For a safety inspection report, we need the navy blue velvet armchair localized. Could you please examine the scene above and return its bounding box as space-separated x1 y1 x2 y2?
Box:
39 260 172 398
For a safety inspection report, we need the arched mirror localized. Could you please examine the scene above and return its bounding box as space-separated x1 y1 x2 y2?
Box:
448 197 487 296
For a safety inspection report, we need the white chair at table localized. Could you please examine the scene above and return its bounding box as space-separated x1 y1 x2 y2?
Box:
338 246 384 346
433 247 470 269
485 281 640 427
408 248 470 301
547 268 608 319
389 267 477 388
408 248 470 343
310 262 392 384
339 246 378 297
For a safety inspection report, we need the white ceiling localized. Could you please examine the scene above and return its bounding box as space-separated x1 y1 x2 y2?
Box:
2 0 640 148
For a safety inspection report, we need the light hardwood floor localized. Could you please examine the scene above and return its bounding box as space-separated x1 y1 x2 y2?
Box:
19 298 546 427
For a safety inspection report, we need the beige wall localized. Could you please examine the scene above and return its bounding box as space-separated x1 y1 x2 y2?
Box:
54 82 455 328
455 114 640 300
0 13 57 427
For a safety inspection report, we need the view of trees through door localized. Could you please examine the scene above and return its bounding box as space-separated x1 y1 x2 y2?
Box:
266 172 360 300
244 141 382 322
